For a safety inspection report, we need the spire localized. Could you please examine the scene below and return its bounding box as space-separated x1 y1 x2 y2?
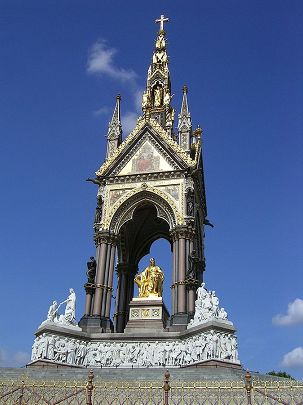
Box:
178 85 192 153
141 15 175 136
180 85 189 116
106 95 122 159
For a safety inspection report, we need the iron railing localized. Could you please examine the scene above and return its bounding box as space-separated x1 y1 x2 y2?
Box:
0 369 302 404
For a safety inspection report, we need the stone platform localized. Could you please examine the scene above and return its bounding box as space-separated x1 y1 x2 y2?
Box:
29 318 240 369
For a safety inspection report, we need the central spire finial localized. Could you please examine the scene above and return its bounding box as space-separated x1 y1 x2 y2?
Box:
155 14 169 32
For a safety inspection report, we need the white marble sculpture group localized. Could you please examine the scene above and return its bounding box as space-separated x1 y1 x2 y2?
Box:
32 282 238 367
31 330 238 367
188 283 229 329
41 288 78 328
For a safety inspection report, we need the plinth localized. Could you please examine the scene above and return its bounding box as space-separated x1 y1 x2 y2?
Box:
124 297 169 333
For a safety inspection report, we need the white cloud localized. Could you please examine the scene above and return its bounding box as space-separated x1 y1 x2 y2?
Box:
14 351 30 366
134 88 144 112
122 112 138 134
87 40 137 82
0 347 30 367
282 347 303 368
0 348 5 363
87 40 144 133
273 298 303 326
93 106 110 116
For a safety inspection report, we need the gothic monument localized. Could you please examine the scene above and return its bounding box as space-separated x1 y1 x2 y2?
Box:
30 15 240 369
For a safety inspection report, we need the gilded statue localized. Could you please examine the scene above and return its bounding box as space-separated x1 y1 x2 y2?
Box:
135 258 164 298
153 85 163 107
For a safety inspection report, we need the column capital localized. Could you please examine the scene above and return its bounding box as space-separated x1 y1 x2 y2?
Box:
94 231 118 246
170 225 195 241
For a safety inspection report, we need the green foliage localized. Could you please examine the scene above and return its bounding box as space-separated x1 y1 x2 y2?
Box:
267 370 295 380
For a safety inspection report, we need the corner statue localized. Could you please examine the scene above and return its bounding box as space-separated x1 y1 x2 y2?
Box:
135 258 164 298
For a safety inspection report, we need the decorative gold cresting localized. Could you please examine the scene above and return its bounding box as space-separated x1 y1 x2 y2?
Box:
135 258 164 298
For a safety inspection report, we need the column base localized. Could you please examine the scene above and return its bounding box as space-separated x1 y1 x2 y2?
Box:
78 315 113 333
169 313 189 331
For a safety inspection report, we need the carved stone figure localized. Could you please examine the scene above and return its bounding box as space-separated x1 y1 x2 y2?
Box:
218 307 228 320
59 288 76 325
187 250 200 279
211 291 219 316
47 300 58 322
186 191 194 216
197 282 208 301
135 258 164 298
94 195 103 224
86 257 96 284
188 282 230 328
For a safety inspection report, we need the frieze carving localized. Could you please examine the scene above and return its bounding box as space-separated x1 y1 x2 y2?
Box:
31 329 239 367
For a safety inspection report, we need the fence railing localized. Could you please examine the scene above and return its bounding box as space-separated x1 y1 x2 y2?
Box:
0 369 302 404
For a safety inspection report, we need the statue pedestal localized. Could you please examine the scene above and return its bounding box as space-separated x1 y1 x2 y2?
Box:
124 297 169 333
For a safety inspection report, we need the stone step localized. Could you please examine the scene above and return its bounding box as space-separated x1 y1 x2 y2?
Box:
0 366 272 383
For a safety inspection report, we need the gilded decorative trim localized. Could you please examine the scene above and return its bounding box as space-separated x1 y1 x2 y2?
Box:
95 117 195 177
101 183 184 230
96 118 146 176
148 118 195 167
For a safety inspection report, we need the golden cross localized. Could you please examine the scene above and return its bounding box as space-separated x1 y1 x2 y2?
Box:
155 14 169 31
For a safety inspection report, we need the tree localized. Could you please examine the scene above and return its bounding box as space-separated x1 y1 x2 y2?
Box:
267 371 295 380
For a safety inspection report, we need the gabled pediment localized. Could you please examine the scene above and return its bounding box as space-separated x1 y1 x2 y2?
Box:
117 138 175 176
96 117 195 177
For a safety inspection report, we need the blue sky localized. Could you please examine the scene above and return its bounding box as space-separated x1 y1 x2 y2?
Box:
0 1 302 378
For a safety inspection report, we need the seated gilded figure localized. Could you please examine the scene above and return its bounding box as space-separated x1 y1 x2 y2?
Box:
135 258 164 298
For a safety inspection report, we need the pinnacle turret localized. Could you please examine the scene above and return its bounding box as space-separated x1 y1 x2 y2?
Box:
178 85 192 153
106 95 122 159
141 15 175 136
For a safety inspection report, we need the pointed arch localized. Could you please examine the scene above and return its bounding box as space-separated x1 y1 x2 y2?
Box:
109 189 177 234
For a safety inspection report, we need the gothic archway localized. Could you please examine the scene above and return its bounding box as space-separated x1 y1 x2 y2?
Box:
109 189 177 234
111 193 174 332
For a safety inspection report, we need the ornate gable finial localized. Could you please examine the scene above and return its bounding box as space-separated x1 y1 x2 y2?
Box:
141 15 174 136
106 94 122 159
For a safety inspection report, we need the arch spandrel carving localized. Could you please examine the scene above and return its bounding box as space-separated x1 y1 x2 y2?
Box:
103 185 184 233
